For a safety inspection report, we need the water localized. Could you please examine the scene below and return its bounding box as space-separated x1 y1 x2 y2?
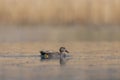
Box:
0 51 120 80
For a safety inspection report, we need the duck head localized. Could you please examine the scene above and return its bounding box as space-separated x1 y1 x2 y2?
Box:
59 47 69 53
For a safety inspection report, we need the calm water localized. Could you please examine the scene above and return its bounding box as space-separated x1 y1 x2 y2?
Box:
0 52 120 80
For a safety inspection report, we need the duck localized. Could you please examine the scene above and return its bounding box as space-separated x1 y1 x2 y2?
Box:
40 47 69 59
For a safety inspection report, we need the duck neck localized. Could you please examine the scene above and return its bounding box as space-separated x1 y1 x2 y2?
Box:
60 52 66 58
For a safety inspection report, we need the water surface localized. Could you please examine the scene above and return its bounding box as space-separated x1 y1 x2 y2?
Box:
0 51 120 80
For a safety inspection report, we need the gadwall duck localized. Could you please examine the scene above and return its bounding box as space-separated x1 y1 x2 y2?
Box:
40 47 69 59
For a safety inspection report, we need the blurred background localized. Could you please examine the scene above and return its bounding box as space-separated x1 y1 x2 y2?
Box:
0 0 120 42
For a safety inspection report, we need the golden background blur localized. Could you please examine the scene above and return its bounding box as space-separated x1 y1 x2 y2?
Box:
0 0 120 42
0 0 120 25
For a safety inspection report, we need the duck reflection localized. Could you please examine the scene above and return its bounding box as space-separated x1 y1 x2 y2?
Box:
59 55 66 66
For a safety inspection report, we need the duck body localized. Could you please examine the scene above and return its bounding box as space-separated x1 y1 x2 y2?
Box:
40 47 69 59
40 50 60 59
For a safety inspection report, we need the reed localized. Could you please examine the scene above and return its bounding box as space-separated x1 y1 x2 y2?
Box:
0 0 120 25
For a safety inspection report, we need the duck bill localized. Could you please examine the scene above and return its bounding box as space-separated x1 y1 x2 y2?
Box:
65 50 69 53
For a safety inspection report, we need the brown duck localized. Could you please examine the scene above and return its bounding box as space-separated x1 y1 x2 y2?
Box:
40 47 69 59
